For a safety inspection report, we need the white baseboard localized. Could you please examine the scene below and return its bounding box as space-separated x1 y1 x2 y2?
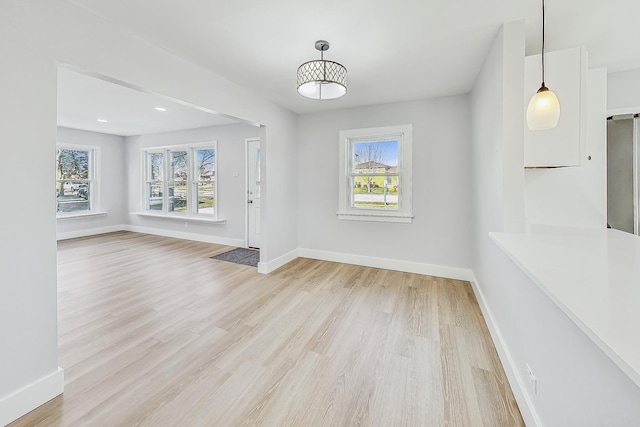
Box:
55 227 472 283
468 274 542 427
56 224 126 241
258 249 299 274
56 224 244 248
124 225 244 247
0 367 64 426
298 248 474 281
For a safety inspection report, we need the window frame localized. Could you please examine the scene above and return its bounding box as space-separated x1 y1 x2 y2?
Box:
141 141 218 219
338 125 413 223
56 143 100 218
145 149 165 213
167 149 189 214
192 146 217 216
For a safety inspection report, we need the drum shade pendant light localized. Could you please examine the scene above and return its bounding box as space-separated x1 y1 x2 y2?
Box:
526 0 560 130
297 40 347 100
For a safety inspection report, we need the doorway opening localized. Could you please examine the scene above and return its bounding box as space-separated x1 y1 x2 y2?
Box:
607 113 640 235
56 64 264 260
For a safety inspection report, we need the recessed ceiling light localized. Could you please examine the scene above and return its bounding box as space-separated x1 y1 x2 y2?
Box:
154 107 167 112
97 119 108 123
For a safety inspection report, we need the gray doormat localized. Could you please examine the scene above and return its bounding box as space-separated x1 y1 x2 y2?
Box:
210 248 259 267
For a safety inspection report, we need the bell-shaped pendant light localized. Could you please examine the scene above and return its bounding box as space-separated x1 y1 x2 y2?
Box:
527 0 560 130
527 84 560 130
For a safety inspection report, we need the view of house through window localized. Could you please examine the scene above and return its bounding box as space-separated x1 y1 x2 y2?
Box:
56 146 96 214
352 140 399 209
338 124 413 223
144 143 217 217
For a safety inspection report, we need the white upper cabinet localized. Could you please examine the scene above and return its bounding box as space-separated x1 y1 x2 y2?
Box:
524 47 587 167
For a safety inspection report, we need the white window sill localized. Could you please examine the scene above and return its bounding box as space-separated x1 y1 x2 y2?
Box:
131 211 226 224
337 212 413 223
57 211 107 220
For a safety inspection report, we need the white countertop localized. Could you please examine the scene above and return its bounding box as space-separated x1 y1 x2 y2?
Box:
490 228 640 387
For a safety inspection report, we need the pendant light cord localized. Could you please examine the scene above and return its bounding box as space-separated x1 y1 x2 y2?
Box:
541 0 546 86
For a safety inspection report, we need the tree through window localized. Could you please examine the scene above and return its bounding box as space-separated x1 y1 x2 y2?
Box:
56 146 97 214
338 125 413 223
353 140 399 209
143 143 217 218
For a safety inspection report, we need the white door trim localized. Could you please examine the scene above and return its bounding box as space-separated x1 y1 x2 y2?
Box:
245 137 260 248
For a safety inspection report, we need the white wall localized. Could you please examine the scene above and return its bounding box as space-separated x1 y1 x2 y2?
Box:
0 0 297 421
469 20 525 249
481 244 640 426
471 21 640 426
56 127 127 238
608 68 640 112
470 18 525 253
0 1 59 407
125 124 260 245
470 25 529 423
297 97 472 271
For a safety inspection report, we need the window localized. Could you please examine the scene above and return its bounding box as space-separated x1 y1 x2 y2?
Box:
338 125 412 223
147 151 164 211
168 150 188 213
194 148 215 214
56 145 99 215
143 142 217 217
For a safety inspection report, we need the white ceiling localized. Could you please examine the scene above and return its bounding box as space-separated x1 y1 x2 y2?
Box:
66 0 640 115
57 67 238 136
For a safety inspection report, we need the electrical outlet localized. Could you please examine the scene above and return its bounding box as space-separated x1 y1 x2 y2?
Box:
526 363 537 394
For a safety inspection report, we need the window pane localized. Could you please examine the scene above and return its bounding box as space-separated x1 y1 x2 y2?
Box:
148 183 163 211
353 140 398 173
148 152 164 181
255 148 261 198
56 181 90 213
170 151 188 181
57 149 90 180
196 182 214 214
168 182 187 212
196 149 215 181
352 175 399 210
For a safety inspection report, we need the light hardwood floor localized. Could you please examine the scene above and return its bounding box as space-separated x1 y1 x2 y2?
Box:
11 231 523 427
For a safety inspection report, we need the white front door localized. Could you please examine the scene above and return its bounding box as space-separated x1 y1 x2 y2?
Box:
247 138 261 248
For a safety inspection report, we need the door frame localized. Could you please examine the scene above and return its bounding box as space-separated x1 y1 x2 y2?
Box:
634 116 639 235
245 137 260 248
607 107 640 234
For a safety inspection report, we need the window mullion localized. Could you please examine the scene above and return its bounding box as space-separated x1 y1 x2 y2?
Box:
164 150 170 214
188 149 193 216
